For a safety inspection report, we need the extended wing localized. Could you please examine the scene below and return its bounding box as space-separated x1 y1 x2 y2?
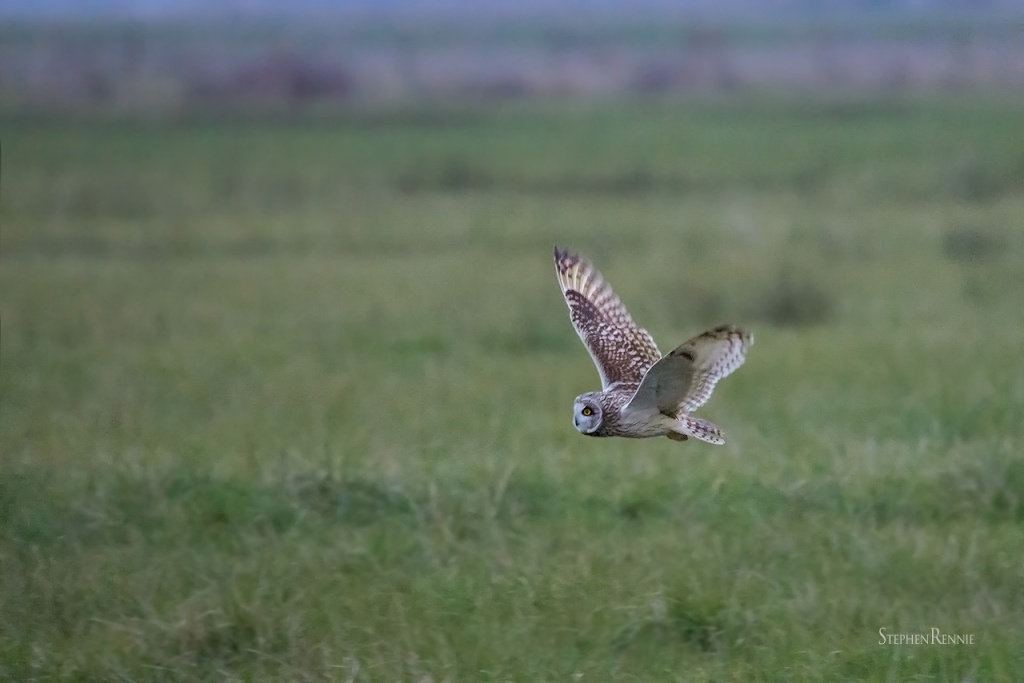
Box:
624 324 751 415
554 247 661 389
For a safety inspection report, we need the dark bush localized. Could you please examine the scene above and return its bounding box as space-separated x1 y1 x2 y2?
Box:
942 224 1008 263
749 267 835 327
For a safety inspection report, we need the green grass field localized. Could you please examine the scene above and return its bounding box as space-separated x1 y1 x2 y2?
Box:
3 96 1024 681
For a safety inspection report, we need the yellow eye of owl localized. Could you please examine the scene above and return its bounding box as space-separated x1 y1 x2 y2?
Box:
582 406 593 416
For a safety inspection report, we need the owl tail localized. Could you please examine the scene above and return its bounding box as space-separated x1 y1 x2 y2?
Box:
670 416 725 445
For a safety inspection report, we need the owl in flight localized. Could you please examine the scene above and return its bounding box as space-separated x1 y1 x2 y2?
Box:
554 247 752 444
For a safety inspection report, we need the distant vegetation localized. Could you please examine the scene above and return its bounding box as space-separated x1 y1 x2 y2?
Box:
2 14 1024 114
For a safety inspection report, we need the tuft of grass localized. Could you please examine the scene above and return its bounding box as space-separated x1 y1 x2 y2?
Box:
948 152 1024 202
747 267 835 327
942 223 1010 263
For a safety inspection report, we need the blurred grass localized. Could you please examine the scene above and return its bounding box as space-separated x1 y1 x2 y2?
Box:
3 96 1024 681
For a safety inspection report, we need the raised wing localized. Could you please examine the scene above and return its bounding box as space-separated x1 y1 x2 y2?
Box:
554 247 661 389
624 324 751 415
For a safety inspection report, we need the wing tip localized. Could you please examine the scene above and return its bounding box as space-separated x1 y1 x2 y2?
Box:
668 323 753 359
553 246 587 293
553 245 578 268
709 323 754 350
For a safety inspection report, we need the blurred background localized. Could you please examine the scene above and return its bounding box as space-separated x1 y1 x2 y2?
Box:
4 2 1024 680
3 0 1024 113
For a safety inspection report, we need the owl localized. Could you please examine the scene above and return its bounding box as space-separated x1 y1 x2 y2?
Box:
554 247 752 444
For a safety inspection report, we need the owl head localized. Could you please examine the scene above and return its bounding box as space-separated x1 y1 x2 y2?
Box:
572 393 603 435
